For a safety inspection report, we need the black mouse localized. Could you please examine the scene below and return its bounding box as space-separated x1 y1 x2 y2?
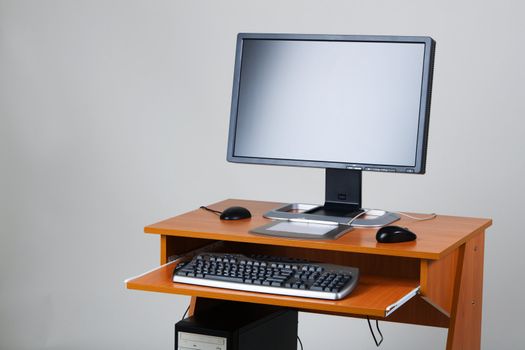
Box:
220 206 252 220
376 225 417 243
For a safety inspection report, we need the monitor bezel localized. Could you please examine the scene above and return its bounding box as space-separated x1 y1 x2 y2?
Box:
226 33 435 174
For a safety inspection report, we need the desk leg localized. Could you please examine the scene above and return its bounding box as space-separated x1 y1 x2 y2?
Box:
188 296 197 317
446 231 485 350
188 297 226 317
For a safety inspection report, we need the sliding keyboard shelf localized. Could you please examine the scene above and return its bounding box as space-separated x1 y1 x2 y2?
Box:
126 260 419 318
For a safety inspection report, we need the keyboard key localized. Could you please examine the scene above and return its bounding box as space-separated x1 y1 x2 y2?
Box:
204 275 244 283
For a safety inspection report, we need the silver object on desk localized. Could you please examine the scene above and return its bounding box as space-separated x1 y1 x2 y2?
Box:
250 220 352 240
264 203 400 228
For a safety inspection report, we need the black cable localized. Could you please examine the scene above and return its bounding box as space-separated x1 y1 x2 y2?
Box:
297 335 303 350
367 316 384 347
181 305 190 320
200 206 222 216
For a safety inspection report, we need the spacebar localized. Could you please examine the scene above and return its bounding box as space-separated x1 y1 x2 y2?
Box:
204 275 244 283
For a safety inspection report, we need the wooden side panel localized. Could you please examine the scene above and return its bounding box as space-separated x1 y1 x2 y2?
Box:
420 250 459 316
160 235 167 264
161 236 217 264
188 296 197 316
446 231 485 350
384 296 449 328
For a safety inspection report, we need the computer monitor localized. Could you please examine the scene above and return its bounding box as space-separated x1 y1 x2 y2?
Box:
226 33 435 222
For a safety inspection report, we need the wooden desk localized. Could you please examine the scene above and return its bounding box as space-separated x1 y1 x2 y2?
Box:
126 199 491 350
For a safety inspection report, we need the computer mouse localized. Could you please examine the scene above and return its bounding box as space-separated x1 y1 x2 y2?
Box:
220 206 252 220
376 225 417 243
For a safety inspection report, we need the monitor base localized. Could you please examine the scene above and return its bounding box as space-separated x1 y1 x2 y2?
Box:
263 203 399 227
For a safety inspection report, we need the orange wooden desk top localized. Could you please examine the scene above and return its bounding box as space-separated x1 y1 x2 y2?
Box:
145 199 492 260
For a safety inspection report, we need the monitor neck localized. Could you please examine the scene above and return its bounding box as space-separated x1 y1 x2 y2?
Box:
323 168 362 214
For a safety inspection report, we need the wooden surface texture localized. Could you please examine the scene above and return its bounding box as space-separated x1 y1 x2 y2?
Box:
126 260 419 318
420 248 460 316
446 232 485 349
146 199 492 260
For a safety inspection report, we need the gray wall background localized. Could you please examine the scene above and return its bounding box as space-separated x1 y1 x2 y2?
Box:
1 0 523 349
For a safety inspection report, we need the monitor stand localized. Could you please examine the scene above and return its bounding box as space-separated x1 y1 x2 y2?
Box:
305 168 364 219
263 168 400 227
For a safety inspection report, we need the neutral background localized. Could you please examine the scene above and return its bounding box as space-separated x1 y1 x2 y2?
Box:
1 0 523 349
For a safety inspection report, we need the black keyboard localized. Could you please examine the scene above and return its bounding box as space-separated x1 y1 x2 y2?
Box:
172 253 359 300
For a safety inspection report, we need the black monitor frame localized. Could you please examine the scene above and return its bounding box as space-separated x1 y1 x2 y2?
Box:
226 33 435 218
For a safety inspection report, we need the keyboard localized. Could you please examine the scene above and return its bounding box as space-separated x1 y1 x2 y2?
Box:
172 253 359 300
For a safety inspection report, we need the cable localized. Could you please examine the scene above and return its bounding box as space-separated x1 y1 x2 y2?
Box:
395 211 437 222
200 206 222 216
297 335 303 350
181 305 190 320
348 208 437 227
200 204 436 226
346 209 370 226
366 316 384 347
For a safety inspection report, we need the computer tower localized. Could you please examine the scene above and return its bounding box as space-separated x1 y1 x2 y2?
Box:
175 301 298 350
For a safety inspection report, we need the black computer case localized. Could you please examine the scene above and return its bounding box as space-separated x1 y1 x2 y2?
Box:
175 301 298 350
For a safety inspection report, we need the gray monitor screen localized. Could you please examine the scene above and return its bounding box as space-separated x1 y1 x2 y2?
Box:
228 34 434 173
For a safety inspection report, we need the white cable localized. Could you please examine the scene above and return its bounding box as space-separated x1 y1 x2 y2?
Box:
347 208 437 227
346 209 371 226
394 211 437 221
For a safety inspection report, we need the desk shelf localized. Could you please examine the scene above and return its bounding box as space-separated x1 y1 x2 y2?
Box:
145 199 492 260
126 259 419 318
